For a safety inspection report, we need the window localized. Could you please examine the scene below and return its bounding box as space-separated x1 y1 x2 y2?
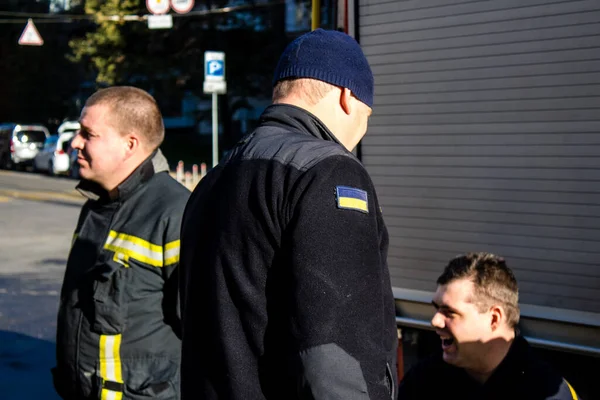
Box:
18 130 48 144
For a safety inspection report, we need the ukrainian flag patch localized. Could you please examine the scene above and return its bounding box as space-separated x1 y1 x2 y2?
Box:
336 186 369 213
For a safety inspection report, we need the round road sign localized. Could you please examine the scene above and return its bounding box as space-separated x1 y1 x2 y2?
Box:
171 0 195 14
147 0 170 15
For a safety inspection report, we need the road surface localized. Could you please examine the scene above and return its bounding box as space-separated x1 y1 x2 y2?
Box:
0 170 82 400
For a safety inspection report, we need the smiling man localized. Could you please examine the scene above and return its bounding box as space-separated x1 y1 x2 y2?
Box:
397 252 580 400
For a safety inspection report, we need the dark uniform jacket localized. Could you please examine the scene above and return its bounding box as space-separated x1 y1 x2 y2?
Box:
397 335 580 400
180 104 398 400
53 150 190 400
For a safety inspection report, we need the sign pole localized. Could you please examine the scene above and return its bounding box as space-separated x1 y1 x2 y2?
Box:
203 50 226 169
212 92 219 167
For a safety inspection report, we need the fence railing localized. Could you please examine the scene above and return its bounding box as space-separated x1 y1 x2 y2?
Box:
174 160 206 191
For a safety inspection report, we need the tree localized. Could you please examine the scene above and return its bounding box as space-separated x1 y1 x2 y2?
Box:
69 0 145 86
68 0 289 151
69 0 287 93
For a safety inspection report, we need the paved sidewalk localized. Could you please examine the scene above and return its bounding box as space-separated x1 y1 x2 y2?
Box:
0 331 60 400
0 196 78 400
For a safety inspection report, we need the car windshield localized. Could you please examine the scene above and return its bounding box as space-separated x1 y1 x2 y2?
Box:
17 130 47 144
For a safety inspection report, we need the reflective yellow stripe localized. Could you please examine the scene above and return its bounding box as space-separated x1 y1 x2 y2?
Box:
107 230 162 253
165 240 180 251
113 252 130 268
104 230 163 267
164 240 180 266
338 197 368 212
101 387 122 400
99 334 123 400
565 380 578 400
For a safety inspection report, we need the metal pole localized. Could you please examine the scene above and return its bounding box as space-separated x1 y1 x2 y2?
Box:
312 0 321 31
212 92 218 167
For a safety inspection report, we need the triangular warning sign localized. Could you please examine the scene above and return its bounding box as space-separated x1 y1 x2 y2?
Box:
18 19 43 46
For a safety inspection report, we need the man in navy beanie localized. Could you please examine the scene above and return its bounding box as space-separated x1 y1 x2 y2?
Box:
180 28 398 399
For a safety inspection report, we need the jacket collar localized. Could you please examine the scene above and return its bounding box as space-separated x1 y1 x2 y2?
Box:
437 333 529 390
485 333 529 385
258 104 343 146
77 149 169 203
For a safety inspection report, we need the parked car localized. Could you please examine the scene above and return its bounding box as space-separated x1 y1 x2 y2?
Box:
33 131 76 176
57 120 80 136
0 123 50 170
66 136 80 179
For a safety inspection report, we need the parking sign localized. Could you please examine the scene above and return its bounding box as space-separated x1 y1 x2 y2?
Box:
205 51 225 82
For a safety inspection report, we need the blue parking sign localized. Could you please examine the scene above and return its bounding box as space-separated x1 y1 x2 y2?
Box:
207 60 224 77
204 51 225 82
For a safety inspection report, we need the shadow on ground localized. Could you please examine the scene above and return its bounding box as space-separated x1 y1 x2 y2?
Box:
0 330 59 400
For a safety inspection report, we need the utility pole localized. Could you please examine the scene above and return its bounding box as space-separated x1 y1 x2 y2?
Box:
311 0 321 30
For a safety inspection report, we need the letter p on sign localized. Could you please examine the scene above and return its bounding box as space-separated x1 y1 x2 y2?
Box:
204 51 225 82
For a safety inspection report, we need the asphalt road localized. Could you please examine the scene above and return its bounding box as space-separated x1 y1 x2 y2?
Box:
0 169 79 194
0 170 82 400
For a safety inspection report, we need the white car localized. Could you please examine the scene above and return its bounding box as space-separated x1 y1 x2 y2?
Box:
57 120 80 136
34 131 75 175
0 123 49 170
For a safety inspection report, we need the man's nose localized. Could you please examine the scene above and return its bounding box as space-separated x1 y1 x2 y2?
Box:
71 131 83 150
431 312 445 329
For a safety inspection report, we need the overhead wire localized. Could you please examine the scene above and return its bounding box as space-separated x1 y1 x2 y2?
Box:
0 1 286 24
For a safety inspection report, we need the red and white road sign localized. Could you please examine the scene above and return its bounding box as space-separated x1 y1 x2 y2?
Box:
18 19 43 46
171 0 194 14
147 0 170 15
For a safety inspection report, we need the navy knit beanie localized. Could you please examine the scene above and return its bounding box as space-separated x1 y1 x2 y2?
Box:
273 29 374 108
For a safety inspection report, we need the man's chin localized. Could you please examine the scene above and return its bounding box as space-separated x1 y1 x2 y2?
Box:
442 351 460 366
77 168 91 180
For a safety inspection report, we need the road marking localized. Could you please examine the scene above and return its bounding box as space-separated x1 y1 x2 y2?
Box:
0 196 11 203
0 189 83 205
0 169 43 179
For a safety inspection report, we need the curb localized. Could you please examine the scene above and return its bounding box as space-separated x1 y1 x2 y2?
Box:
0 189 84 206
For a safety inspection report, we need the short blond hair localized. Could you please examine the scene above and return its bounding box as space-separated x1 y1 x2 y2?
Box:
84 86 164 150
272 78 334 106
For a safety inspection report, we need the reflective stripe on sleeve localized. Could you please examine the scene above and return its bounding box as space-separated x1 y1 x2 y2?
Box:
164 240 180 266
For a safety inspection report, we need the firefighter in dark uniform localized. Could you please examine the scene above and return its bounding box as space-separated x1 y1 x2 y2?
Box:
398 252 581 400
52 86 190 400
180 29 397 399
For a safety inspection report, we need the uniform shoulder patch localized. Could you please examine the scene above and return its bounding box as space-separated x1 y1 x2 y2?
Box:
336 186 369 214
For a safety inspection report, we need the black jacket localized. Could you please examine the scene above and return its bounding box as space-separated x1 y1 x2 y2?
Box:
53 150 190 400
180 104 398 399
397 335 580 400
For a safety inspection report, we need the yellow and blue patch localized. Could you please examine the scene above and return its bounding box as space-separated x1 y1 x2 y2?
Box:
336 186 369 214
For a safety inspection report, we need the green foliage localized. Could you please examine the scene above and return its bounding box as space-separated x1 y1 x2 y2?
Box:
66 1 291 151
69 0 143 85
67 1 288 96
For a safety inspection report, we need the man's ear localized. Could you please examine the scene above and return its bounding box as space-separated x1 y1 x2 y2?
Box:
490 305 504 331
124 133 141 156
340 87 353 115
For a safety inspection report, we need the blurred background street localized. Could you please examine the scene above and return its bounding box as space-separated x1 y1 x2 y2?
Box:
0 170 81 399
